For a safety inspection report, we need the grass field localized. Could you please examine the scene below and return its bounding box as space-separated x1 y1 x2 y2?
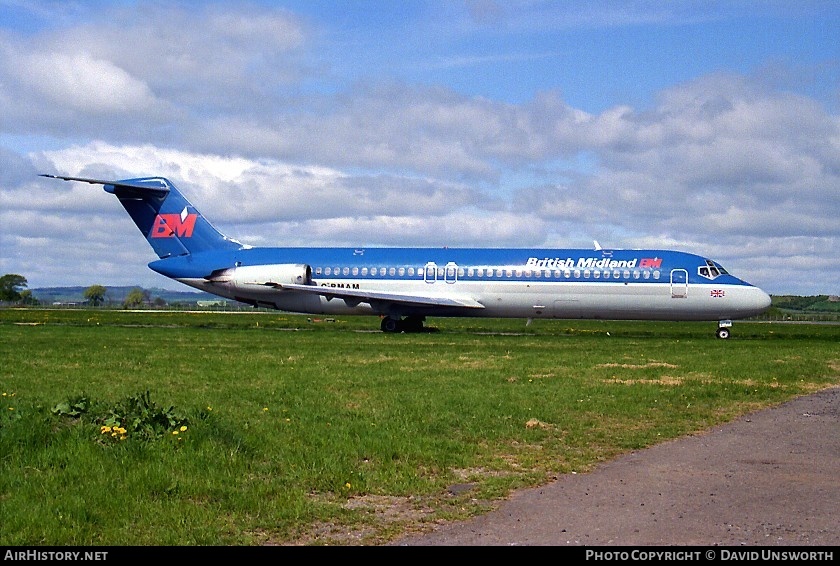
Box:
1 308 838 545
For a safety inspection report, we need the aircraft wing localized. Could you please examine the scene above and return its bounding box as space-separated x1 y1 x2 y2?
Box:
277 283 486 310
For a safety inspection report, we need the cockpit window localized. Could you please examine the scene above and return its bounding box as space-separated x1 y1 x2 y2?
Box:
698 259 728 280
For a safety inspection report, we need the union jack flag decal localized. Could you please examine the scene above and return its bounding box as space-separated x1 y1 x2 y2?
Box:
710 289 725 298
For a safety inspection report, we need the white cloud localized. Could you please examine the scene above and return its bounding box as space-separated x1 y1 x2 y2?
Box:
19 51 158 114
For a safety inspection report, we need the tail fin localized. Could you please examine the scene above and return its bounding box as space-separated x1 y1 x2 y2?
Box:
41 175 241 258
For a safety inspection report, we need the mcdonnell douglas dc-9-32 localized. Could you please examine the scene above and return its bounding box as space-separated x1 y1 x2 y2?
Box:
43 174 771 338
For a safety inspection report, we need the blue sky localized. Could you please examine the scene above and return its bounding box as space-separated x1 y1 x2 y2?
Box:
0 0 838 296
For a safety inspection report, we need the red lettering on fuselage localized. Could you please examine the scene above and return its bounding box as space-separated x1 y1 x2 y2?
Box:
639 257 662 268
150 213 197 238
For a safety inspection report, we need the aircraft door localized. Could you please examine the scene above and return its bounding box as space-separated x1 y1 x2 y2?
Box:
444 262 458 284
670 269 688 298
424 262 437 284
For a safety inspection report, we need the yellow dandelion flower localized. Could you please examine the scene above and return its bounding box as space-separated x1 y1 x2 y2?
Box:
101 426 111 434
206 406 212 411
180 425 187 432
263 407 269 412
172 430 179 435
345 483 351 489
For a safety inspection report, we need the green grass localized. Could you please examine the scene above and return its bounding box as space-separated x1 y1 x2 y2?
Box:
1 308 838 545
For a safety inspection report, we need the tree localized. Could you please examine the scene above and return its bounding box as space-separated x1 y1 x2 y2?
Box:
123 287 149 309
19 289 39 306
0 274 28 301
84 285 107 306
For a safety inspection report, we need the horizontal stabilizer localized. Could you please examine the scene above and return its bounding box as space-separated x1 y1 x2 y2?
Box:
40 174 170 195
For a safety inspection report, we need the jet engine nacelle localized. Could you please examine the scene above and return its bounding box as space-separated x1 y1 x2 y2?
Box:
230 264 312 289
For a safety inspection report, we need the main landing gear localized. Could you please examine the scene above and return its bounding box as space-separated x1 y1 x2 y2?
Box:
380 315 427 333
716 320 732 339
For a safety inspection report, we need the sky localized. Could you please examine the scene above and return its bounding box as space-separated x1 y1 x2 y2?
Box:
0 0 838 296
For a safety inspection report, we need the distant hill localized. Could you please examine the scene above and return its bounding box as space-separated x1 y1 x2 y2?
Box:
32 286 217 306
770 295 840 313
759 295 840 322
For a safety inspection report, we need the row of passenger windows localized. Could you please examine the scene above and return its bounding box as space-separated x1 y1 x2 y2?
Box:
313 265 663 280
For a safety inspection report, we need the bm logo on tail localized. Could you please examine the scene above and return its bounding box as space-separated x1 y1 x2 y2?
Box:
150 208 197 238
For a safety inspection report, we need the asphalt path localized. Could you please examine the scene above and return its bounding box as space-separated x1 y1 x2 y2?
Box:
392 386 840 546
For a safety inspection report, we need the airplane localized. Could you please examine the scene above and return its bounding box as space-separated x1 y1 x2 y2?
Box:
42 174 772 338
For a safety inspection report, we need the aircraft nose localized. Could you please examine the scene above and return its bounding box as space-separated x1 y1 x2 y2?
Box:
758 289 772 310
747 286 772 315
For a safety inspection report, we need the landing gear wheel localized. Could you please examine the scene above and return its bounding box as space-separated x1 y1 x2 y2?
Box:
381 317 402 333
402 316 425 333
716 327 731 340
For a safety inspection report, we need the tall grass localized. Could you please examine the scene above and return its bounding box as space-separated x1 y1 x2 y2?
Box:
1 309 838 545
